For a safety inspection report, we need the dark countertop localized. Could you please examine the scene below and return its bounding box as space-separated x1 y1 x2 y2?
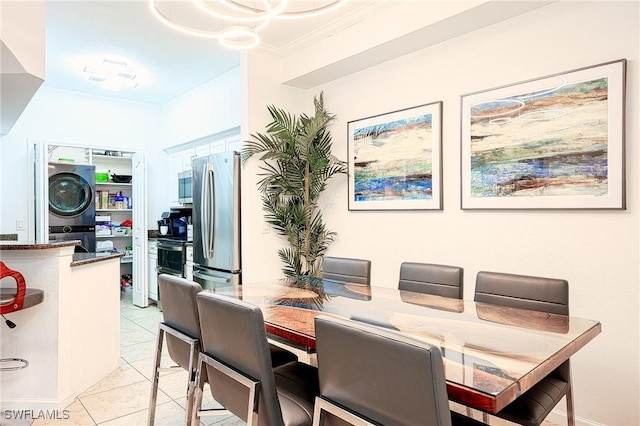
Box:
0 240 124 267
0 240 80 250
71 251 125 267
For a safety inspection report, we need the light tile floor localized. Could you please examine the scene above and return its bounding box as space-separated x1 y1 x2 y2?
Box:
27 291 243 426
13 291 562 426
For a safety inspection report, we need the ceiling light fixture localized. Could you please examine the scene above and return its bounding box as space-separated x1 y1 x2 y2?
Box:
149 0 348 50
222 0 349 20
219 25 261 49
82 59 139 91
193 0 287 23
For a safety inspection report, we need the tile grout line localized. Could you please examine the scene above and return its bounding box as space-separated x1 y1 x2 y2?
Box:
78 297 157 425
76 398 97 426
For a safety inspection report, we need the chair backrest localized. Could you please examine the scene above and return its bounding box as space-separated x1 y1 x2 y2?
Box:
398 262 464 299
474 271 569 316
322 257 371 285
314 315 453 426
196 292 284 426
157 274 203 370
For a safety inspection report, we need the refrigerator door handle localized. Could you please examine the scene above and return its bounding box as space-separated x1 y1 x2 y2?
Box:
201 163 216 259
193 270 232 285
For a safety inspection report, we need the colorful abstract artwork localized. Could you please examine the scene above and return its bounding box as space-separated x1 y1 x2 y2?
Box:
461 59 626 209
348 102 442 210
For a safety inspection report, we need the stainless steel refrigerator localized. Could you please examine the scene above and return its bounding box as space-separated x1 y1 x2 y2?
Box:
192 151 241 288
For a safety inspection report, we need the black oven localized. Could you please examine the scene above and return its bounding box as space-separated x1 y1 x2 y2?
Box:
156 238 185 277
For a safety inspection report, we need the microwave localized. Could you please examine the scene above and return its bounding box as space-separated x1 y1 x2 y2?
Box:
178 170 192 204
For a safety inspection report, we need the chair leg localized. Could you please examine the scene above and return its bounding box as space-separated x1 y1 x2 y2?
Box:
312 398 322 426
191 357 206 426
184 339 198 426
148 327 165 426
184 379 196 426
566 383 575 426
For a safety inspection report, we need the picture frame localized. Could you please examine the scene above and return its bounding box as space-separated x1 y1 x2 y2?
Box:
461 59 626 210
347 101 443 211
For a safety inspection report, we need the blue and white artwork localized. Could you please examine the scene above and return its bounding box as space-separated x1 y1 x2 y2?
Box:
461 60 625 209
348 102 442 210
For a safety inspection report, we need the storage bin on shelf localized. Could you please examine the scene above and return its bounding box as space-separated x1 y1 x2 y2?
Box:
95 171 109 183
96 240 114 252
96 215 112 236
112 227 128 236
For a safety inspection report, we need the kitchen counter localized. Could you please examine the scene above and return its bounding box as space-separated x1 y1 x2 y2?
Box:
1 241 125 267
0 240 79 250
71 251 124 267
0 241 120 411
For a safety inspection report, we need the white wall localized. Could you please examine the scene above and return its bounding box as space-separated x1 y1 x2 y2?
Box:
0 86 164 238
240 49 309 283
160 67 242 148
243 2 639 425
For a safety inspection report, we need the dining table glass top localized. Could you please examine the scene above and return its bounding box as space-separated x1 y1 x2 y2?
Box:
205 277 601 412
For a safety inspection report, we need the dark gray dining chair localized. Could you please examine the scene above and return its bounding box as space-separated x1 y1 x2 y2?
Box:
322 256 371 285
149 275 298 426
398 262 464 299
312 315 485 426
474 271 573 426
192 292 320 426
148 274 203 426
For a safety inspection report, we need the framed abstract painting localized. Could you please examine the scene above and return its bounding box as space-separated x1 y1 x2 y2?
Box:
461 59 626 209
347 101 443 211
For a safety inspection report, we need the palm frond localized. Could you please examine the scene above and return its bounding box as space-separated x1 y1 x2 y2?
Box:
242 93 344 279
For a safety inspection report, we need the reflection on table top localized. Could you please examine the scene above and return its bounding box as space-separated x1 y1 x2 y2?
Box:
205 278 601 413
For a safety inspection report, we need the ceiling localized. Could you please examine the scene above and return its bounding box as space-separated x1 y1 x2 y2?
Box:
43 0 378 105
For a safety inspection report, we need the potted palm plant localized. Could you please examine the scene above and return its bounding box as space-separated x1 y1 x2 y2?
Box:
242 94 346 281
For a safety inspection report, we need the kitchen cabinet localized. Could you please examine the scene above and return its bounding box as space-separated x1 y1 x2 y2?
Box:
181 148 195 171
208 140 225 155
184 243 193 281
225 134 242 152
168 152 182 207
195 144 210 159
148 240 158 301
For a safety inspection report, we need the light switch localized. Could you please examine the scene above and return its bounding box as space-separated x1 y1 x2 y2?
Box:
16 219 25 230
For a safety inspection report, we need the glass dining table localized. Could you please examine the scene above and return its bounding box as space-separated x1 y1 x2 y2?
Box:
205 277 601 414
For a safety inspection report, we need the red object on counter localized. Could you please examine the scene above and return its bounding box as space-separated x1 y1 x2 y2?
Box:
120 219 133 227
0 261 26 314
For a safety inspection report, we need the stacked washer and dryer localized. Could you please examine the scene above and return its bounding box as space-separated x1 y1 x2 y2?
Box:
48 163 96 252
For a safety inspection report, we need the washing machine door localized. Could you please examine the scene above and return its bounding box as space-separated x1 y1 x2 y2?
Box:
49 172 93 217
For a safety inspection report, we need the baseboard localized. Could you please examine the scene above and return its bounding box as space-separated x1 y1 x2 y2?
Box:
547 408 606 426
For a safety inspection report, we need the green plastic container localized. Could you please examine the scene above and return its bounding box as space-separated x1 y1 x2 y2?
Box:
96 172 109 182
